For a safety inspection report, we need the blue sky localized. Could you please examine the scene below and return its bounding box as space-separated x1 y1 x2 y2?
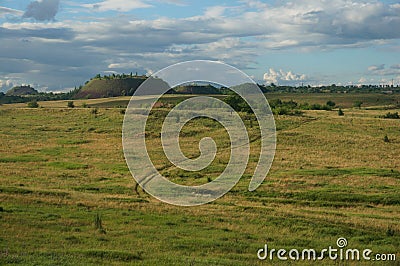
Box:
0 0 399 92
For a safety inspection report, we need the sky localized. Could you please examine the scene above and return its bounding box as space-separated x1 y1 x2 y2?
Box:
0 0 399 92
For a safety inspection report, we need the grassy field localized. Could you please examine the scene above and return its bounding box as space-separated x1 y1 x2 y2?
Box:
0 93 399 265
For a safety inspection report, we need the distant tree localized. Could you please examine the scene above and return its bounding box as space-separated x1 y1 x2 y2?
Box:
67 101 75 108
27 100 39 108
384 135 390 143
338 108 344 116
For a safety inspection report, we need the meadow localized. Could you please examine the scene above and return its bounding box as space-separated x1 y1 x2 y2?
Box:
0 93 399 265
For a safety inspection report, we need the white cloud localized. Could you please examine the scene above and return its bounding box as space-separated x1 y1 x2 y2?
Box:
0 79 15 92
107 61 140 69
358 77 367 84
368 64 400 76
239 0 268 9
204 6 226 18
1 0 400 91
0 6 24 18
156 0 186 6
263 68 307 85
368 64 385 72
83 0 152 12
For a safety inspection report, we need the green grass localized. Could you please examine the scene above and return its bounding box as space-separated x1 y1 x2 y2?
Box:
0 95 399 265
0 154 47 163
287 167 400 178
48 161 89 170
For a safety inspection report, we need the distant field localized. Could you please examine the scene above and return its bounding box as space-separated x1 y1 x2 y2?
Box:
0 94 399 265
266 92 400 109
5 92 398 109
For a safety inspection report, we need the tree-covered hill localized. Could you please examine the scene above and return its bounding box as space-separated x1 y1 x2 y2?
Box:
73 74 147 99
6 85 38 96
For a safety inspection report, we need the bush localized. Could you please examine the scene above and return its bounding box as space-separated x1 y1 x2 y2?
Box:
224 94 253 113
311 104 325 110
274 107 290 115
67 101 75 108
27 100 39 108
299 103 332 110
387 226 395 237
94 213 106 234
384 135 390 143
353 101 363 108
338 109 344 116
383 112 400 119
326 100 336 107
269 99 282 108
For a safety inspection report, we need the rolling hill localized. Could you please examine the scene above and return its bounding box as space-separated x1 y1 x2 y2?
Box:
6 85 38 96
73 75 225 99
73 76 147 99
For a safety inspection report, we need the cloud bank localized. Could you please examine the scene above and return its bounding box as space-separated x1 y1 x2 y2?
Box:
263 68 307 85
0 0 399 91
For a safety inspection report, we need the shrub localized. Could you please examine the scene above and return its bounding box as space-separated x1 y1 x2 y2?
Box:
353 101 363 108
326 100 336 107
384 135 390 143
94 213 102 229
387 226 395 237
67 101 75 108
274 107 290 115
383 112 400 119
224 94 253 114
338 109 344 116
269 99 282 108
311 104 322 110
27 100 39 108
94 213 106 234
